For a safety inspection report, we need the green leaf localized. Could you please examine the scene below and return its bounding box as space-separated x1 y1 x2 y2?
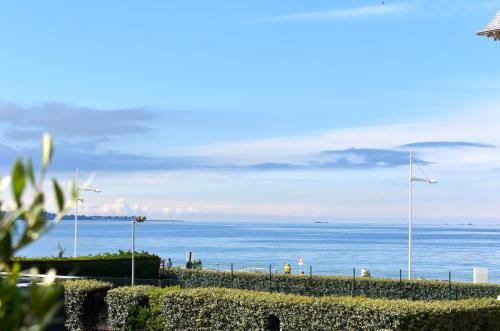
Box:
0 230 12 262
53 179 65 212
30 192 44 209
71 180 78 202
41 133 53 170
26 159 36 186
11 160 26 207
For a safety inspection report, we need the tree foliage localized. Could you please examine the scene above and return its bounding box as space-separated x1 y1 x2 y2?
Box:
0 134 73 331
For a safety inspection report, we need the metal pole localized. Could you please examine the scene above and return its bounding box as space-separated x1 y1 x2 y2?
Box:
448 271 452 300
309 266 312 278
132 220 135 286
73 168 79 257
408 152 413 280
231 263 234 288
399 269 403 299
352 267 356 296
269 264 272 292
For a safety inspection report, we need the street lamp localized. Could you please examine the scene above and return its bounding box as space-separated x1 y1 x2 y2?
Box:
132 215 147 286
73 168 101 257
408 152 437 280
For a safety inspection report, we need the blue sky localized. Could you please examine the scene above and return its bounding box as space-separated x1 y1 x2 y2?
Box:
1 1 500 222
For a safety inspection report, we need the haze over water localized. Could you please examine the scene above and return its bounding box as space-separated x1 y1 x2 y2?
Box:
19 220 500 283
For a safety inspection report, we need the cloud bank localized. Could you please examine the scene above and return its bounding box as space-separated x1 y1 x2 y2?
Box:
400 141 494 149
0 102 154 140
2 101 499 173
179 105 500 172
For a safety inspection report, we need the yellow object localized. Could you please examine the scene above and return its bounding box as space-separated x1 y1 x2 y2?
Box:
284 263 291 274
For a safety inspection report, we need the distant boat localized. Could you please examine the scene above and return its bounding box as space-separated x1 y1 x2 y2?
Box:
314 221 328 224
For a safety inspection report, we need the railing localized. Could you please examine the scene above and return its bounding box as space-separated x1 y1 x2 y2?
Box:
156 264 499 300
3 267 495 301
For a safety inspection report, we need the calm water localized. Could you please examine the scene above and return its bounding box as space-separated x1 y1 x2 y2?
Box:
18 220 500 282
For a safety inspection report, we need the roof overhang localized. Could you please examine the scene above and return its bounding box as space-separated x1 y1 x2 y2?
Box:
477 11 500 40
476 29 500 40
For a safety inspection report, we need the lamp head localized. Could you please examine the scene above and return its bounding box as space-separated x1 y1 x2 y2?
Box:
134 216 147 223
428 179 438 184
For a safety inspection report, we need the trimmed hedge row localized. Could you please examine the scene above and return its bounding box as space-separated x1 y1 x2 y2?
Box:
160 288 500 331
64 279 112 331
105 287 500 331
162 268 500 300
106 285 179 330
62 280 500 331
15 252 161 279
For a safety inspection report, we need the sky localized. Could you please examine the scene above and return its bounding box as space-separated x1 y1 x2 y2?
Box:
1 1 500 222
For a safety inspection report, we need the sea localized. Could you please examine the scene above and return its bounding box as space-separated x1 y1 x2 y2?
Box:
18 220 500 283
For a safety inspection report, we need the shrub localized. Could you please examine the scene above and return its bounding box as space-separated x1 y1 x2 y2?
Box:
161 288 500 331
106 285 179 331
64 279 112 331
106 285 152 330
162 268 500 300
126 287 173 331
15 251 161 279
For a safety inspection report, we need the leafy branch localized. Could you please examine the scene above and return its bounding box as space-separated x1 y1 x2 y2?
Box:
0 134 75 331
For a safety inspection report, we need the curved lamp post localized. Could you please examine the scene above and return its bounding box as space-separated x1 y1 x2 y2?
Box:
74 168 101 257
132 216 147 285
408 152 437 280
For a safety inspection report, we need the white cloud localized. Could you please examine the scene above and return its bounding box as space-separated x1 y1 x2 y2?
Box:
272 3 413 22
31 162 500 222
178 103 500 171
89 198 149 216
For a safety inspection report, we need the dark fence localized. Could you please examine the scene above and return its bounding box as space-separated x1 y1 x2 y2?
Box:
159 266 500 301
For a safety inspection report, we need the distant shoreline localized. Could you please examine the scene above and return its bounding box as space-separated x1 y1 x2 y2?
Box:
42 212 184 222
56 218 185 222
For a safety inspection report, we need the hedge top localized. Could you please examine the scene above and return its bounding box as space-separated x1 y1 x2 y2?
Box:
159 287 500 331
168 287 500 311
14 250 160 262
63 279 113 291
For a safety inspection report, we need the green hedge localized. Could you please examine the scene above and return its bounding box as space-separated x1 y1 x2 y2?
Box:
161 288 500 331
106 285 179 331
15 251 161 279
64 279 113 331
162 268 500 300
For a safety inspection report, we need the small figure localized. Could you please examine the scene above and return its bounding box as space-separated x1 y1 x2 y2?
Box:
166 257 173 269
284 262 291 275
361 267 371 278
300 270 305 277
